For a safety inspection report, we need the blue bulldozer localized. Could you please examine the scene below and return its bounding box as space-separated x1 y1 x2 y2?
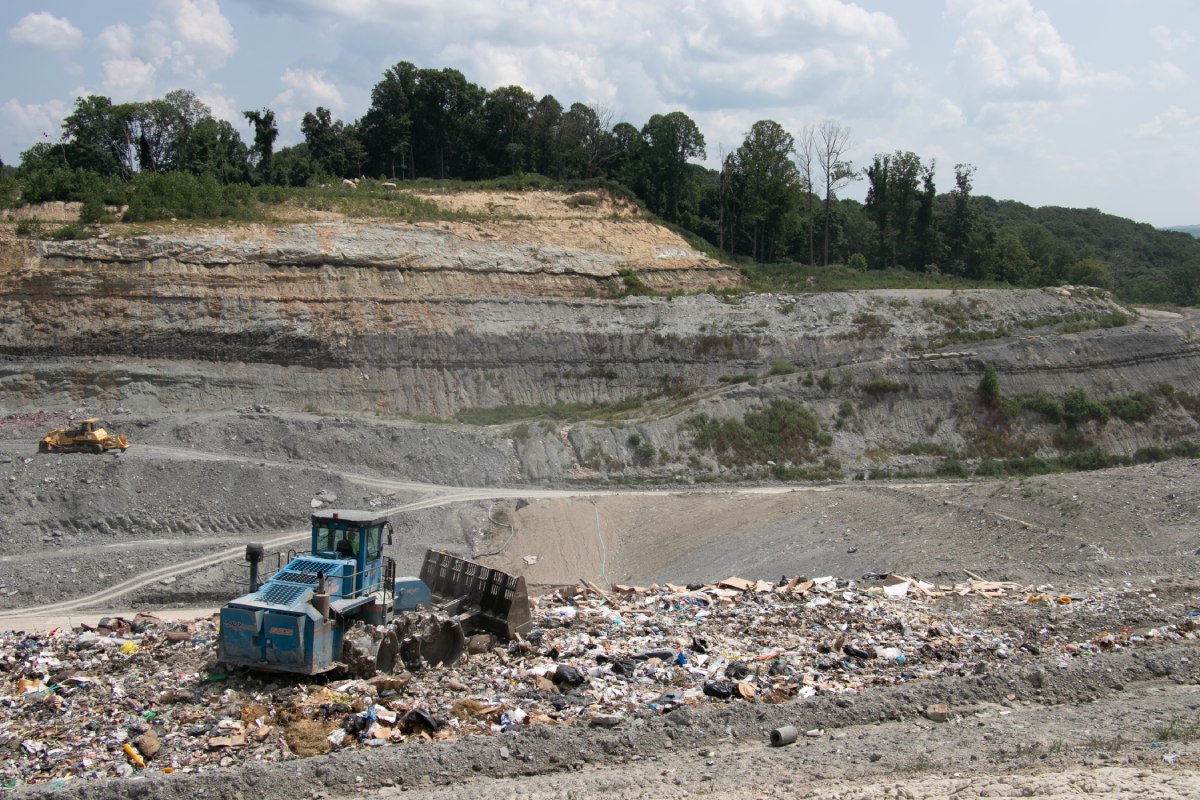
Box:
217 509 533 676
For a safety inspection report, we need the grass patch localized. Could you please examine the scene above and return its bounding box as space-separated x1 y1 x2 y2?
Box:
616 269 655 297
1153 717 1200 742
848 312 890 338
14 217 43 237
46 222 97 240
686 399 832 468
921 297 984 328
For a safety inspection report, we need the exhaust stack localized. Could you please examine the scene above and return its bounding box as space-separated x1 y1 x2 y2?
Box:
245 542 265 593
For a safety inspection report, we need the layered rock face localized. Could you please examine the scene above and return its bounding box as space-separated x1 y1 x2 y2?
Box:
4 192 1200 480
0 219 1153 416
0 200 737 412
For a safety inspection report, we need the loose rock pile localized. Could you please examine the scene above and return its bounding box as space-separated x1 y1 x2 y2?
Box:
2 577 1194 788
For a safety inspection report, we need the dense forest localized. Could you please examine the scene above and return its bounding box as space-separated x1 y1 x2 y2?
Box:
2 62 1199 306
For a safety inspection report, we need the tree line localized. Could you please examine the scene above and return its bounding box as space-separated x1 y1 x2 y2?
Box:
5 62 1200 304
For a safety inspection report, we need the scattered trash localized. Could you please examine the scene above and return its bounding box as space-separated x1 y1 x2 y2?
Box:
770 725 798 746
924 702 952 723
122 743 145 769
0 575 1190 787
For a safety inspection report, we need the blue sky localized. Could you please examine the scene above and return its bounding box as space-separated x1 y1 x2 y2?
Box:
2 0 1196 226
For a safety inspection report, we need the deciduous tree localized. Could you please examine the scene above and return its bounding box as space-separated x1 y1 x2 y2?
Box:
726 120 800 261
242 108 278 183
639 111 705 223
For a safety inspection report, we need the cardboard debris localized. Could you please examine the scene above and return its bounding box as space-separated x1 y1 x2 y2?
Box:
718 577 754 592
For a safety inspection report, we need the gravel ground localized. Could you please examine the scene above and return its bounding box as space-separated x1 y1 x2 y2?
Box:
3 408 1200 798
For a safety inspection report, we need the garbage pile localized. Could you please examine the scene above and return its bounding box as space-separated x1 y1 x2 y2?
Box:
2 575 1194 787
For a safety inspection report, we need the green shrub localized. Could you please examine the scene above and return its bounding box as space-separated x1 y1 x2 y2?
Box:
1012 393 1062 423
863 378 907 397
627 433 656 466
686 399 831 467
1060 447 1115 471
851 312 890 338
1172 440 1200 458
46 222 94 240
617 269 653 297
978 364 1001 408
123 172 259 222
901 441 949 456
847 252 868 272
14 217 43 238
935 459 969 478
1062 388 1108 428
1053 427 1092 452
1105 392 1156 423
769 360 796 376
775 456 842 481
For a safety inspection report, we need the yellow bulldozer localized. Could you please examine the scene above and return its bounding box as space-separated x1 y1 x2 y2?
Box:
39 418 130 454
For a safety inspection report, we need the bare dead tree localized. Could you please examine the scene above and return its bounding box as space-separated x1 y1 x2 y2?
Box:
817 120 857 266
794 124 817 265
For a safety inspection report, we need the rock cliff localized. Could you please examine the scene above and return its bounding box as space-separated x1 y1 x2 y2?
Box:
3 191 1200 481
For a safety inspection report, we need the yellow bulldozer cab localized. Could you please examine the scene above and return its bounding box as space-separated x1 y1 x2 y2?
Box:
39 418 130 454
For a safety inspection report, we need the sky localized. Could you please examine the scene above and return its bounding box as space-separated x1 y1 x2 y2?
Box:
1 0 1196 227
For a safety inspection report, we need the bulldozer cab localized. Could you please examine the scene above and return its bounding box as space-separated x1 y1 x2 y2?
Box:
310 510 393 598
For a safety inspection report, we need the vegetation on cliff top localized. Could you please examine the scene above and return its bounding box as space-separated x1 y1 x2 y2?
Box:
4 65 1199 306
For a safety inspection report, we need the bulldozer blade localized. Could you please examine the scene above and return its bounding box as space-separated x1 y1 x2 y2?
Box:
418 549 534 640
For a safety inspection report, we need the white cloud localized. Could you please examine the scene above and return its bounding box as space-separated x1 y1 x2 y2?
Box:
159 0 237 68
7 11 85 51
270 0 904 116
440 42 620 108
948 0 1081 97
93 0 237 100
943 0 1130 149
271 68 347 129
1148 61 1190 91
1151 25 1194 54
102 58 159 99
95 23 136 57
1134 105 1199 137
930 98 965 129
273 68 346 111
196 84 238 125
0 98 72 147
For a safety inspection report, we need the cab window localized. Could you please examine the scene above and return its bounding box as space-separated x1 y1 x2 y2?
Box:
366 524 382 560
315 524 340 553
